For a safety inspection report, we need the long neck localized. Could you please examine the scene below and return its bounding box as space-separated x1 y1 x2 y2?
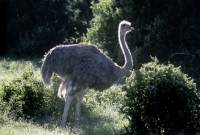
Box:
118 30 133 77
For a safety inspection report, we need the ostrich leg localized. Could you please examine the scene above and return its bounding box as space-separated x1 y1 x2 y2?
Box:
75 90 85 125
61 95 74 128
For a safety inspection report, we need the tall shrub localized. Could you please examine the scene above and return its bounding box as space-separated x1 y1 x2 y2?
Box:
84 0 134 66
1 63 63 117
1 64 45 116
122 57 200 134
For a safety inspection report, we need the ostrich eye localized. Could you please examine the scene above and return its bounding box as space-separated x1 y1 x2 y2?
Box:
122 24 126 27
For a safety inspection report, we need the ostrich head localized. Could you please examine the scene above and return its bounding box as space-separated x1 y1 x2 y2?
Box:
119 20 134 34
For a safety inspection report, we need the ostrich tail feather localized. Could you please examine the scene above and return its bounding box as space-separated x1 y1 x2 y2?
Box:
41 54 53 87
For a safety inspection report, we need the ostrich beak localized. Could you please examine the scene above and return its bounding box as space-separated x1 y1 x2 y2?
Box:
131 27 134 31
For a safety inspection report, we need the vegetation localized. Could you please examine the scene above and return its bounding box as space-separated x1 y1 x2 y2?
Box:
1 64 64 117
122 57 200 134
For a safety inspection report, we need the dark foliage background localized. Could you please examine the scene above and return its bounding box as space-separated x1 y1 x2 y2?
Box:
2 0 92 57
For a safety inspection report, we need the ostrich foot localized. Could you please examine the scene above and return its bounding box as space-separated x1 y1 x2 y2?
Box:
75 118 81 126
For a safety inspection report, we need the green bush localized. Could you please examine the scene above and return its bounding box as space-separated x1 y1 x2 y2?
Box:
1 64 44 116
122 57 200 135
0 63 63 117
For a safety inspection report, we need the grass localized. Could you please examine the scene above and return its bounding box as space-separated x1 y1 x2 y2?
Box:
0 95 128 135
0 57 128 135
0 108 126 135
0 57 41 82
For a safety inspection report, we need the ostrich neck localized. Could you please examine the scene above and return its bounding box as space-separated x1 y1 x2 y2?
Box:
118 31 133 77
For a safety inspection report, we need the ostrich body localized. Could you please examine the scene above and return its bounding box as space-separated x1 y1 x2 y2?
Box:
41 20 134 128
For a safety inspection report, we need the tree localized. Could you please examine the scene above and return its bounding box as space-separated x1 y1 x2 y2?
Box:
5 0 92 57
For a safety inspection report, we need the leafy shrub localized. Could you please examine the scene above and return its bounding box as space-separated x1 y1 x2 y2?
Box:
1 64 44 116
1 63 63 117
122 57 200 135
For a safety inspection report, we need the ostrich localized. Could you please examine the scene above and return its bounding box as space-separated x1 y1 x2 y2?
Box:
41 20 134 128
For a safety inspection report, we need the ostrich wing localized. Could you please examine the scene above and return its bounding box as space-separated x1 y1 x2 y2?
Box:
68 51 119 95
50 44 119 95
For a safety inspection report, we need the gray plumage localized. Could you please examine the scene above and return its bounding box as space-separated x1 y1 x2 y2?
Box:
42 44 122 95
41 20 134 127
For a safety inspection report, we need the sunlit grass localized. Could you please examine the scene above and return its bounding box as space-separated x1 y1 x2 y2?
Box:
0 104 128 135
0 57 41 82
0 114 70 135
